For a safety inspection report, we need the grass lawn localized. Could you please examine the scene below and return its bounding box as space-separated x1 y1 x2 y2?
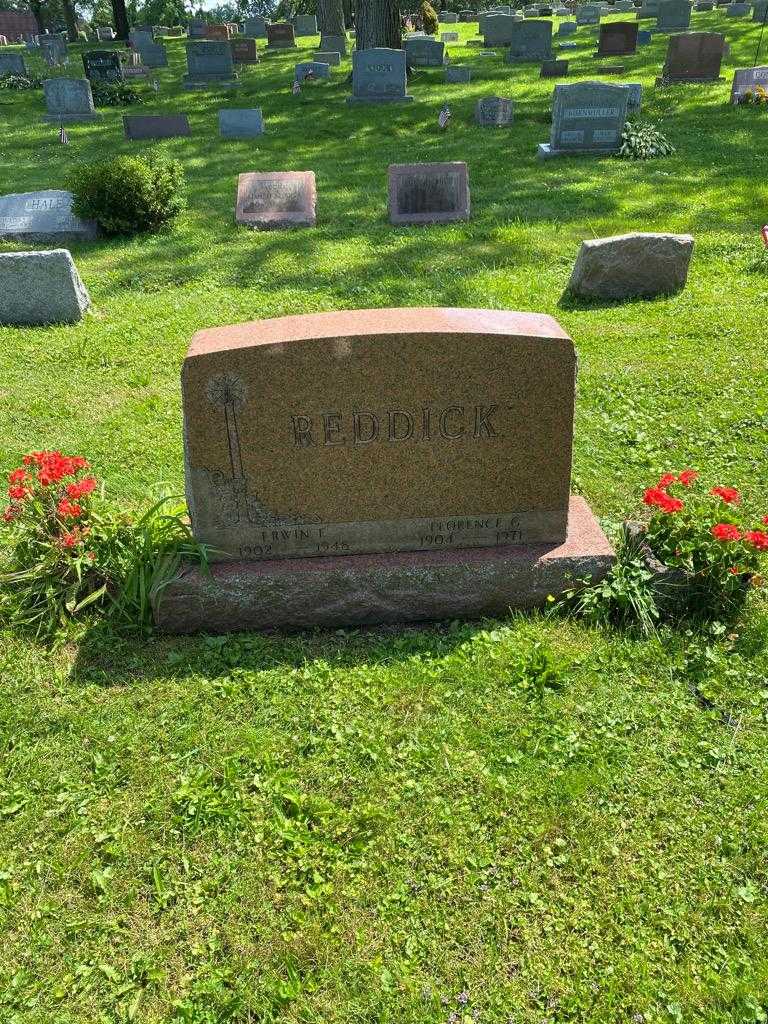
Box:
1 13 768 1023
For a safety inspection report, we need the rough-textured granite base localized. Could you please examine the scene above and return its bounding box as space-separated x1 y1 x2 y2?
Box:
153 496 613 634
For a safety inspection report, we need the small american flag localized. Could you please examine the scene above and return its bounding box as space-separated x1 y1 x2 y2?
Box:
292 79 301 95
438 102 451 129
58 119 69 144
762 225 768 248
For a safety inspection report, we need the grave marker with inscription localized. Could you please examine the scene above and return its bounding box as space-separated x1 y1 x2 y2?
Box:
219 107 264 137
313 49 341 65
231 38 258 63
82 49 122 83
475 95 514 125
294 14 318 35
123 114 191 139
541 58 569 75
266 22 297 48
0 189 98 243
659 31 724 81
655 0 692 30
183 40 237 86
576 4 602 24
0 51 26 76
43 77 98 122
388 162 470 224
405 36 446 65
731 64 768 101
538 80 629 157
152 307 613 633
236 171 316 229
595 21 638 55
348 47 413 102
506 19 553 61
320 32 348 54
245 16 268 37
295 60 330 81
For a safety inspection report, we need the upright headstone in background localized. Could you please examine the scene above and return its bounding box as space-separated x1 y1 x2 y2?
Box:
205 23 231 40
236 171 316 229
656 0 692 30
753 1 768 21
183 40 237 87
218 107 265 137
40 34 68 66
541 58 569 76
320 32 347 55
0 51 26 75
137 41 168 67
294 14 318 35
475 94 514 124
188 20 207 38
129 27 154 48
730 64 768 102
96 26 116 40
576 4 602 24
595 21 639 55
446 65 471 81
266 22 297 48
245 15 268 37
83 49 122 83
506 20 553 62
558 21 577 35
348 47 413 102
0 189 98 243
405 36 446 65
538 80 629 157
388 162 470 224
725 2 750 15
231 38 258 64
153 308 614 634
43 77 98 122
483 13 519 44
660 31 724 81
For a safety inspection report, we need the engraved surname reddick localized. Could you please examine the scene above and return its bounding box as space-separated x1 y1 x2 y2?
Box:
291 404 503 447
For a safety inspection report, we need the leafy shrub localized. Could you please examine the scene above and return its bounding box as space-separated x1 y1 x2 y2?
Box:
68 152 186 235
0 450 207 638
0 72 41 90
617 120 675 160
557 550 660 635
91 79 142 107
420 0 440 35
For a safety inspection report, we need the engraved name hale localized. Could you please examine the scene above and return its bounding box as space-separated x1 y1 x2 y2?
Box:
291 403 505 447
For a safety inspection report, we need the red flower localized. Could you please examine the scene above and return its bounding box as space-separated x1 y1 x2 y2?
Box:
744 530 768 552
66 476 97 499
59 530 79 548
57 498 82 519
711 486 741 505
729 566 742 575
762 515 768 526
658 473 676 489
711 523 742 542
8 484 29 501
678 470 699 486
644 487 683 514
8 468 27 484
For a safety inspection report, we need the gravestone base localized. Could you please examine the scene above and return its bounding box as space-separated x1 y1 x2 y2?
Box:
183 75 238 88
43 112 99 123
538 141 616 158
656 74 724 84
346 94 414 103
153 497 613 635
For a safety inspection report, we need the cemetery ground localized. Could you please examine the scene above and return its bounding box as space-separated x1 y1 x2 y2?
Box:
1 13 768 1024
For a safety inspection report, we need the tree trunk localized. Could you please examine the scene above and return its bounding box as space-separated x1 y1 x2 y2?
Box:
111 0 130 40
342 0 354 28
62 0 79 42
30 0 49 33
318 0 346 35
355 0 400 49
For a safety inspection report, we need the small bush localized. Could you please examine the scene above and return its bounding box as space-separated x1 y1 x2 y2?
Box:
0 72 41 90
617 120 675 160
91 80 142 107
68 151 186 235
420 0 440 34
